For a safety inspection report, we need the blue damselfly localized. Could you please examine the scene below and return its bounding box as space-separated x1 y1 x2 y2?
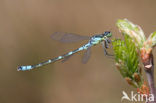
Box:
18 31 112 71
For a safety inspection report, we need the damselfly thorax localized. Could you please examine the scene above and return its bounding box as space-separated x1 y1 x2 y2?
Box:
18 31 112 71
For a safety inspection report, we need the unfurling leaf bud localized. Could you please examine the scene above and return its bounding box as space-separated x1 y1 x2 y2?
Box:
116 19 146 48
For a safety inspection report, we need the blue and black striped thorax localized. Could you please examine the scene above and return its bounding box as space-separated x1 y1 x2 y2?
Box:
89 31 112 45
81 31 112 50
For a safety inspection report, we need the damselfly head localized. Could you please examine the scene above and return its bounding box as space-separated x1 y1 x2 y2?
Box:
103 31 112 37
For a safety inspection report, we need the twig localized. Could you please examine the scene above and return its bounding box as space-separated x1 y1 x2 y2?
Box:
141 48 156 103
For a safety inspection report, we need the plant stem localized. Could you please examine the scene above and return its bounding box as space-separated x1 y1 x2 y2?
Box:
141 49 156 103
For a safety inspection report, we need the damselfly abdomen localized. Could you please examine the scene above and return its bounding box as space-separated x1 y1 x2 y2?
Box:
18 31 112 71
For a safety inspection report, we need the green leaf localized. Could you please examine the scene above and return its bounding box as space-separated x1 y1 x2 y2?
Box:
113 35 143 88
146 31 156 48
116 19 146 48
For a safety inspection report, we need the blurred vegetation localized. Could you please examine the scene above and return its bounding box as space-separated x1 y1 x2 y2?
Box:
113 19 156 98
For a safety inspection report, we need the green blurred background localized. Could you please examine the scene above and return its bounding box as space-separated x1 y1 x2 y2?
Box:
0 0 156 103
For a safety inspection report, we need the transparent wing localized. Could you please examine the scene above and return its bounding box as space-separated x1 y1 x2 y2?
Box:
51 32 90 43
82 47 91 64
61 55 74 63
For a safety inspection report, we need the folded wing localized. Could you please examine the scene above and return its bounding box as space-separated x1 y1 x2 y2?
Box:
51 32 90 43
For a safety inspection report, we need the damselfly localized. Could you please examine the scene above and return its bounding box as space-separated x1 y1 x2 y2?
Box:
18 31 112 71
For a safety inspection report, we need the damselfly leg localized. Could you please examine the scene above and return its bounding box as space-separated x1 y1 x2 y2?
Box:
102 40 114 56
